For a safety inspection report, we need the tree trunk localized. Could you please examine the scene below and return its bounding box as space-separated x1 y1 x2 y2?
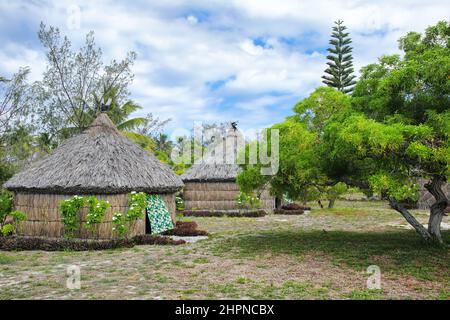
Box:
388 198 432 242
328 198 335 209
424 175 449 244
318 200 324 209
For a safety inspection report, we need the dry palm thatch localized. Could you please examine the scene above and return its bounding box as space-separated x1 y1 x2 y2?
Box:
3 112 183 194
181 125 244 182
181 163 241 182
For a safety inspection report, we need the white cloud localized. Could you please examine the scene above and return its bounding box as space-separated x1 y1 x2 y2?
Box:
0 43 46 82
186 15 198 24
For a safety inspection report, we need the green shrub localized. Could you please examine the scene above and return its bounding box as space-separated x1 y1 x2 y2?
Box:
127 192 146 220
0 192 13 227
125 192 146 234
236 192 262 209
175 195 184 211
60 195 85 239
1 224 14 236
0 192 27 236
86 196 110 238
112 192 147 239
112 212 127 239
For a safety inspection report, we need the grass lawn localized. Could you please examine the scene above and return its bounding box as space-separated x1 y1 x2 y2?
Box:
0 200 448 300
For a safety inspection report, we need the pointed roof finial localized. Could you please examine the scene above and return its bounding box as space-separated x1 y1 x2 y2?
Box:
101 97 112 112
231 121 238 131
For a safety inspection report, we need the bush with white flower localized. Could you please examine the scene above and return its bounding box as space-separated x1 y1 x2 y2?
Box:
86 196 110 238
59 195 85 238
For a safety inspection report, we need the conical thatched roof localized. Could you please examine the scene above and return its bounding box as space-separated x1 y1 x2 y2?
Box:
181 163 241 182
181 125 244 182
4 113 183 194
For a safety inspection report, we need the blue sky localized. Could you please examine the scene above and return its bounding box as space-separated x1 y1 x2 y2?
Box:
0 0 449 139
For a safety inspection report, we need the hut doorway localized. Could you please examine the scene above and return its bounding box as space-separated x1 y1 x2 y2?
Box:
145 209 152 234
275 197 282 209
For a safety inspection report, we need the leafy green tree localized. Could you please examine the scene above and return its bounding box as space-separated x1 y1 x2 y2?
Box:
0 68 32 186
322 20 356 93
34 23 137 142
0 68 31 136
352 21 450 123
85 86 147 130
294 86 351 133
238 87 351 208
337 21 450 243
155 133 173 155
322 111 449 243
237 119 321 204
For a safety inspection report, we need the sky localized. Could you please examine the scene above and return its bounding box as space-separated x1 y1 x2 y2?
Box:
0 0 449 139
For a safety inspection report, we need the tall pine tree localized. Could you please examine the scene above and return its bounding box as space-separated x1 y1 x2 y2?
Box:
322 20 356 93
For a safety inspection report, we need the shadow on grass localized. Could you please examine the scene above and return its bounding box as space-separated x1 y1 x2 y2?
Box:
214 229 449 281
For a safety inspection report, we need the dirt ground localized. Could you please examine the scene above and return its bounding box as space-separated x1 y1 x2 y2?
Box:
0 200 448 300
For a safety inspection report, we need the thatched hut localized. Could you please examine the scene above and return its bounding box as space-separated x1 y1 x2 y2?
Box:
181 126 274 211
3 112 183 239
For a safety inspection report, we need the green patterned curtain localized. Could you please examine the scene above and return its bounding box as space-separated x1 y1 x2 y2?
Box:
146 194 174 235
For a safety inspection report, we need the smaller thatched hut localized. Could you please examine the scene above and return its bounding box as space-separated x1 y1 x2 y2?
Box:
3 112 183 239
181 125 274 211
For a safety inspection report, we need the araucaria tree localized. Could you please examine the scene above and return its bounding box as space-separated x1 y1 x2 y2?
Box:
322 20 356 93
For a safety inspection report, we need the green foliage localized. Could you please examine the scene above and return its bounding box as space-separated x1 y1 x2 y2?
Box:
322 20 356 93
127 192 146 221
112 212 128 239
35 23 137 137
238 88 350 204
325 182 348 203
352 20 450 124
154 133 173 155
238 119 319 202
368 174 418 202
321 111 446 200
10 210 26 222
58 192 147 240
0 67 31 135
175 194 184 211
0 192 25 236
85 197 110 237
0 210 27 236
112 192 147 239
0 191 13 224
236 192 262 209
155 150 170 164
0 160 14 187
1 224 14 236
239 21 449 242
92 87 146 130
293 87 351 132
59 195 85 239
122 131 155 152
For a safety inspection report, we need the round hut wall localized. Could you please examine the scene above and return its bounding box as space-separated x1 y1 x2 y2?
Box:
183 181 274 211
13 192 176 239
